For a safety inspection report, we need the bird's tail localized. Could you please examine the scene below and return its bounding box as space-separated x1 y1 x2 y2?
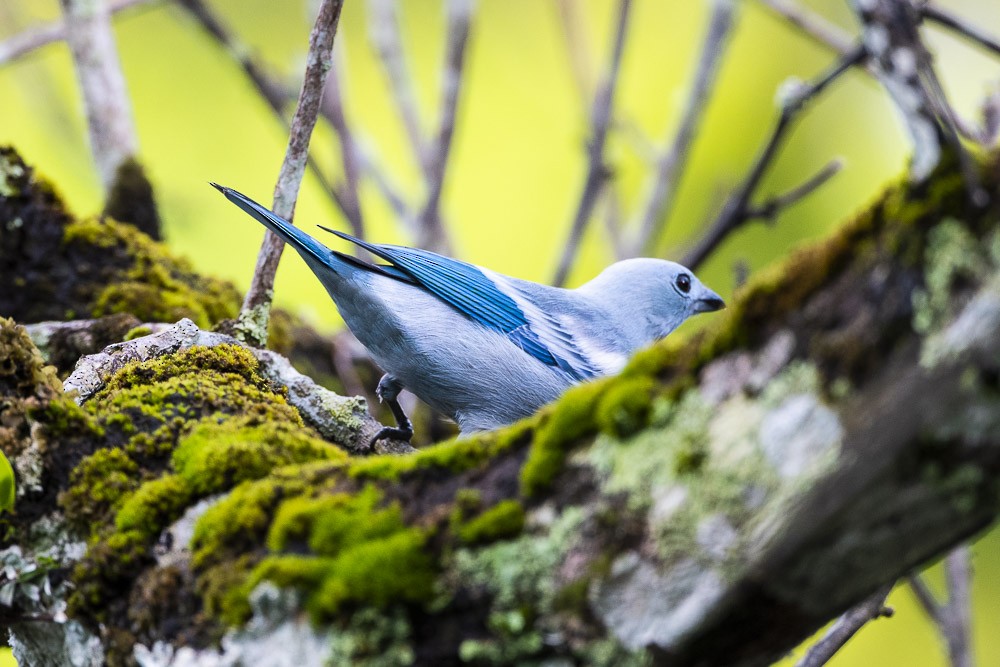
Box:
210 183 333 267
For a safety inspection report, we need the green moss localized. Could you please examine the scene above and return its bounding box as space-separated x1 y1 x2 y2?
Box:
191 474 311 571
456 500 525 545
596 376 656 439
123 325 153 341
266 485 401 555
59 447 140 534
173 418 346 495
520 381 606 497
238 525 435 623
350 424 526 481
68 528 150 621
114 474 194 539
92 344 265 398
303 528 434 619
63 217 240 328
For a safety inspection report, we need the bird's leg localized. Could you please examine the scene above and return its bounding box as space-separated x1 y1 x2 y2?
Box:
368 373 414 448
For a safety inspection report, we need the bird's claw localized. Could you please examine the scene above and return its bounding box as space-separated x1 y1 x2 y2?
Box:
368 425 413 449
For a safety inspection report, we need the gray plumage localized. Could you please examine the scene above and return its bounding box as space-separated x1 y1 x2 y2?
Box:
212 184 725 439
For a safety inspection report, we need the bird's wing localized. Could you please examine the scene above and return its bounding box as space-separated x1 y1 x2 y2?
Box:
323 228 603 381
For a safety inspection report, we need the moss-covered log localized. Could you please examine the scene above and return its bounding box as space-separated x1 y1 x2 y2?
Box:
2 150 1000 666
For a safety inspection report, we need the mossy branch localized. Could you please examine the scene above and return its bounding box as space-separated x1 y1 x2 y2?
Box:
4 152 1000 665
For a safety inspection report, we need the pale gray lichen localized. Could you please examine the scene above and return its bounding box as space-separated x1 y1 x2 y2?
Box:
0 151 25 197
913 219 991 336
134 583 334 667
232 298 273 348
591 553 726 651
446 507 585 663
758 394 843 479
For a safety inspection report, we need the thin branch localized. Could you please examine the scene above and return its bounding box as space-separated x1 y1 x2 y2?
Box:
601 184 627 260
911 546 975 667
922 4 1000 58
552 0 633 287
240 0 345 346
683 45 865 269
321 49 365 239
0 0 155 65
795 585 894 667
368 0 430 173
907 573 944 623
755 0 855 57
630 0 737 257
59 0 139 190
555 0 597 103
744 157 844 220
942 547 974 667
416 0 475 253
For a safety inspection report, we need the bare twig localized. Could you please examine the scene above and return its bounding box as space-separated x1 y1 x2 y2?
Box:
368 0 429 173
744 158 843 220
601 185 627 260
0 0 155 65
683 46 864 269
852 0 986 204
416 0 475 253
240 0 345 346
909 546 974 667
922 4 1000 58
321 49 366 239
981 89 1000 144
630 0 737 257
552 0 633 287
755 0 855 57
58 0 139 190
795 585 894 667
555 0 597 102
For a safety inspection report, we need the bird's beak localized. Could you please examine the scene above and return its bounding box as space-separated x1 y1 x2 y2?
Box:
694 289 726 313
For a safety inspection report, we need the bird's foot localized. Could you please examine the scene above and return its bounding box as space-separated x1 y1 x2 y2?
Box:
367 425 414 449
369 373 414 449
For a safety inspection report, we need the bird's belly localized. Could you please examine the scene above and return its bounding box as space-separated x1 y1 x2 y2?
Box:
334 277 572 432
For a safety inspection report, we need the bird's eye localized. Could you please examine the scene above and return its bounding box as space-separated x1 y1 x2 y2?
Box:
676 274 691 294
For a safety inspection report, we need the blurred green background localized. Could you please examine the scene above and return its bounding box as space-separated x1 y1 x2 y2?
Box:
1 0 999 664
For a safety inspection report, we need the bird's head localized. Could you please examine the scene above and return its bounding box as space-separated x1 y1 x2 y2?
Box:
579 258 725 343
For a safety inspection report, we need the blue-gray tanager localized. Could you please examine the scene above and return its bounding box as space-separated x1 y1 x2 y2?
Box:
211 184 724 443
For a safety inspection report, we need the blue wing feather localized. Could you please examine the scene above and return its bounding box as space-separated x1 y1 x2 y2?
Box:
323 229 598 379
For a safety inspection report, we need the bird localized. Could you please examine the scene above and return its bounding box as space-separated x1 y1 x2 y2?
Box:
211 184 725 444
